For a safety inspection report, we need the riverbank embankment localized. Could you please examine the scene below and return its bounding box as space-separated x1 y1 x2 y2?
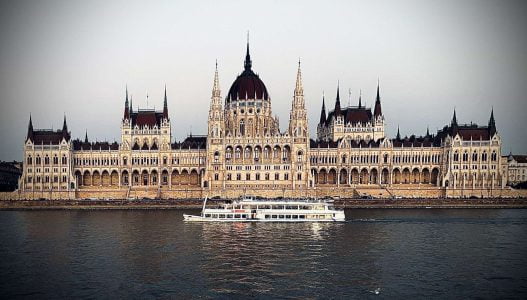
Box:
1 198 526 210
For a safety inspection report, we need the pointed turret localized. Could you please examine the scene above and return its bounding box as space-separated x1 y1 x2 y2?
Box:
212 60 221 98
396 125 401 140
374 80 382 117
129 95 133 114
26 114 34 141
426 126 430 137
358 89 362 108
84 130 89 143
62 115 68 132
163 85 169 119
320 93 327 124
294 59 303 96
334 82 341 116
124 86 129 119
244 32 252 71
451 109 458 127
488 108 496 136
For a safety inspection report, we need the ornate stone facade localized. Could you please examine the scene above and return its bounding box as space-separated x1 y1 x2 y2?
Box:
18 41 510 199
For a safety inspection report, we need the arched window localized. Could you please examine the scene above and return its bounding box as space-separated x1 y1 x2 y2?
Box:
491 151 497 161
453 151 459 162
240 119 245 135
44 156 50 165
214 151 220 162
462 152 468 162
472 151 478 162
27 156 32 165
61 155 67 165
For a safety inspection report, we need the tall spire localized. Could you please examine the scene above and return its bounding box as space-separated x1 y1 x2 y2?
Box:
129 95 133 114
320 92 327 124
358 89 362 108
244 31 252 71
488 107 496 135
26 114 34 141
212 60 221 97
451 108 458 127
396 125 401 140
294 59 303 96
163 85 169 119
334 81 341 115
374 79 382 117
84 130 88 143
124 85 130 119
62 114 68 132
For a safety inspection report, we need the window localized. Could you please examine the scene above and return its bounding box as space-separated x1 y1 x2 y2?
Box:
265 173 270 180
284 173 289 180
275 173 279 180
256 173 260 180
27 156 32 165
297 173 302 180
453 151 459 162
246 173 251 181
214 173 219 180
236 173 241 180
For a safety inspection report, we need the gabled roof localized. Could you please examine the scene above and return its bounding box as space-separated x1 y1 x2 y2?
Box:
172 135 207 150
325 106 373 126
131 110 164 127
72 139 119 151
29 130 70 145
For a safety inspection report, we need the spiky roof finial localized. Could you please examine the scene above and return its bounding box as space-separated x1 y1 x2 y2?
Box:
358 89 362 108
320 92 327 124
335 81 341 115
374 79 383 117
163 85 169 118
489 107 496 135
244 31 252 71
451 108 458 127
396 125 401 140
84 130 88 143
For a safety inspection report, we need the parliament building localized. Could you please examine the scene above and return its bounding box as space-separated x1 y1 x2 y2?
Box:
18 41 509 199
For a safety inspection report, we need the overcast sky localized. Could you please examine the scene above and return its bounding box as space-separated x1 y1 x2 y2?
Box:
1 0 526 161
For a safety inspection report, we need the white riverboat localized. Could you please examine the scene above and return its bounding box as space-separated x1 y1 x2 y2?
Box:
183 196 346 222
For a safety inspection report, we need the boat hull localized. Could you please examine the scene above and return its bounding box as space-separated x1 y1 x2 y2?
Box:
183 214 345 222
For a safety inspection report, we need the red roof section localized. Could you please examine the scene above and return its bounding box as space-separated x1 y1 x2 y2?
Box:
227 70 269 102
131 110 163 127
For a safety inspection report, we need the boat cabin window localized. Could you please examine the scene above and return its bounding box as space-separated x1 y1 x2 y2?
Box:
272 205 284 210
279 215 285 219
227 214 233 219
272 215 277 219
299 215 305 219
205 214 211 217
235 214 241 218
301 205 310 210
285 205 298 210
242 214 247 218
212 214 218 218
292 215 298 219
219 214 225 218
265 215 270 219
285 215 291 219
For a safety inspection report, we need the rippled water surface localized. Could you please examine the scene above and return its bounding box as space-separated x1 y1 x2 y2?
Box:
1 209 526 299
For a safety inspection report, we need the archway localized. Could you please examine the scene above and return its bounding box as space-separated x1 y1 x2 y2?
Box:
431 168 439 185
381 168 389 185
422 168 430 184
101 170 110 186
411 168 420 184
351 168 359 185
92 171 101 186
110 170 119 186
360 168 369 184
328 169 337 185
402 168 410 184
393 169 401 184
370 168 378 184
339 168 348 185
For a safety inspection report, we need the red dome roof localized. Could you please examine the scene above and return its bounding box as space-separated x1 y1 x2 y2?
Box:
227 70 269 102
226 42 270 103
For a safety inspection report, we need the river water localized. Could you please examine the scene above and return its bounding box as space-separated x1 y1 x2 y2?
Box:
1 209 526 299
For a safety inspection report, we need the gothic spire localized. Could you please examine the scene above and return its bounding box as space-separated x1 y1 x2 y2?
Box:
489 107 496 135
374 79 383 117
358 89 362 108
334 82 341 115
212 60 221 97
124 86 130 119
320 92 327 124
163 85 169 119
62 114 68 132
426 126 430 137
244 31 252 71
396 125 401 140
451 108 458 127
84 130 88 143
294 59 303 96
129 95 133 114
26 114 33 141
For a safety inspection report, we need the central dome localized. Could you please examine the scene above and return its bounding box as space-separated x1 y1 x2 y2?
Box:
226 43 269 103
